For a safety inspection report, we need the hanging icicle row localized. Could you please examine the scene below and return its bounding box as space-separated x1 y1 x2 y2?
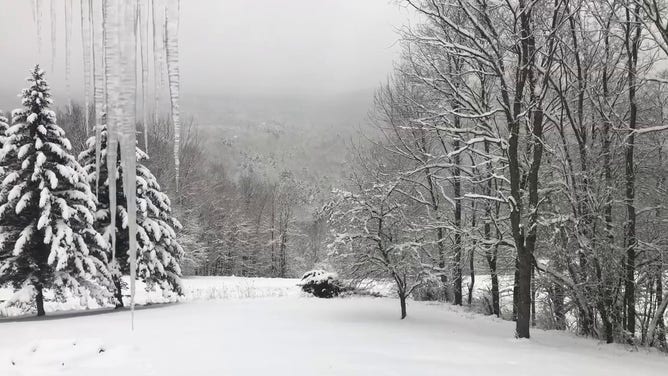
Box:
165 0 181 193
30 0 181 329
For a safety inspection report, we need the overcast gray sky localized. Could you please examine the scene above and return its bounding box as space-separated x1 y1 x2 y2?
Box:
0 0 410 104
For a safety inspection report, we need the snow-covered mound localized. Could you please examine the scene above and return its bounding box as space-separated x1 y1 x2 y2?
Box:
298 270 339 286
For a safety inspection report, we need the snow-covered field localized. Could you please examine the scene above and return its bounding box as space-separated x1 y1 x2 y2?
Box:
1 277 666 375
0 276 300 317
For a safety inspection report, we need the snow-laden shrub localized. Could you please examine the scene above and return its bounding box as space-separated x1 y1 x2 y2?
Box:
412 281 445 302
298 270 342 298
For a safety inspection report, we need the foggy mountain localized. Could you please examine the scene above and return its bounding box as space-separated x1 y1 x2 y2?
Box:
180 89 375 184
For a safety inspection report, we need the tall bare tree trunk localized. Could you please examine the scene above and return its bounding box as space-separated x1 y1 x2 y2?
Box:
598 13 616 344
623 2 641 338
514 0 547 338
468 200 476 306
425 165 450 302
483 141 500 316
453 118 462 306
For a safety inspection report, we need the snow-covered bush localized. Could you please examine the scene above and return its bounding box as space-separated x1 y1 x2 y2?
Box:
298 270 342 298
412 281 445 302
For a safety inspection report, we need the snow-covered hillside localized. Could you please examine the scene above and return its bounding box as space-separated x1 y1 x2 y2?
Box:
0 277 666 376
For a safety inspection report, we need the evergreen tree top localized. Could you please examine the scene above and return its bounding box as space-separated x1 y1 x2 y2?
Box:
3 66 74 179
80 124 148 164
21 65 53 110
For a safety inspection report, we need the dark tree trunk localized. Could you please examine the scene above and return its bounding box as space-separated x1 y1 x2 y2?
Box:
468 250 475 306
468 200 476 306
508 0 529 337
425 164 450 303
552 283 566 330
531 267 536 327
453 134 462 306
490 266 500 317
113 275 124 308
656 275 667 350
279 227 288 278
599 13 615 345
512 256 519 321
516 242 532 338
514 0 549 340
483 140 500 317
437 227 450 302
623 0 641 339
485 229 500 317
394 272 408 319
270 193 276 276
601 307 614 343
593 256 615 342
35 283 46 317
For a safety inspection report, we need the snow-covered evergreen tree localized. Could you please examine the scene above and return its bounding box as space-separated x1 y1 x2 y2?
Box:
0 110 8 134
79 124 184 306
0 66 112 316
0 110 7 178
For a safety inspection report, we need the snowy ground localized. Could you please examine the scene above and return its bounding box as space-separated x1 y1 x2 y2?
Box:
1 278 666 375
0 276 300 317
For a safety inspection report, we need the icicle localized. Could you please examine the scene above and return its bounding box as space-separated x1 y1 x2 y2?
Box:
152 0 165 125
139 0 150 153
34 0 43 55
165 0 181 193
134 2 140 121
64 0 72 109
80 0 92 135
102 0 139 328
103 0 119 270
50 0 56 72
118 0 139 330
92 0 105 197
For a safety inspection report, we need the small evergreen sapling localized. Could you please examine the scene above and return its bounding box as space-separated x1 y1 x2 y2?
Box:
79 124 184 306
0 66 112 316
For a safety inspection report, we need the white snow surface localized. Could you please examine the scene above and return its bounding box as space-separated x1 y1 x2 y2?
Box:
0 276 300 316
0 277 666 375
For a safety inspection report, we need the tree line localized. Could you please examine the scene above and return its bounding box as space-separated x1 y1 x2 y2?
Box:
326 0 668 347
59 96 330 283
